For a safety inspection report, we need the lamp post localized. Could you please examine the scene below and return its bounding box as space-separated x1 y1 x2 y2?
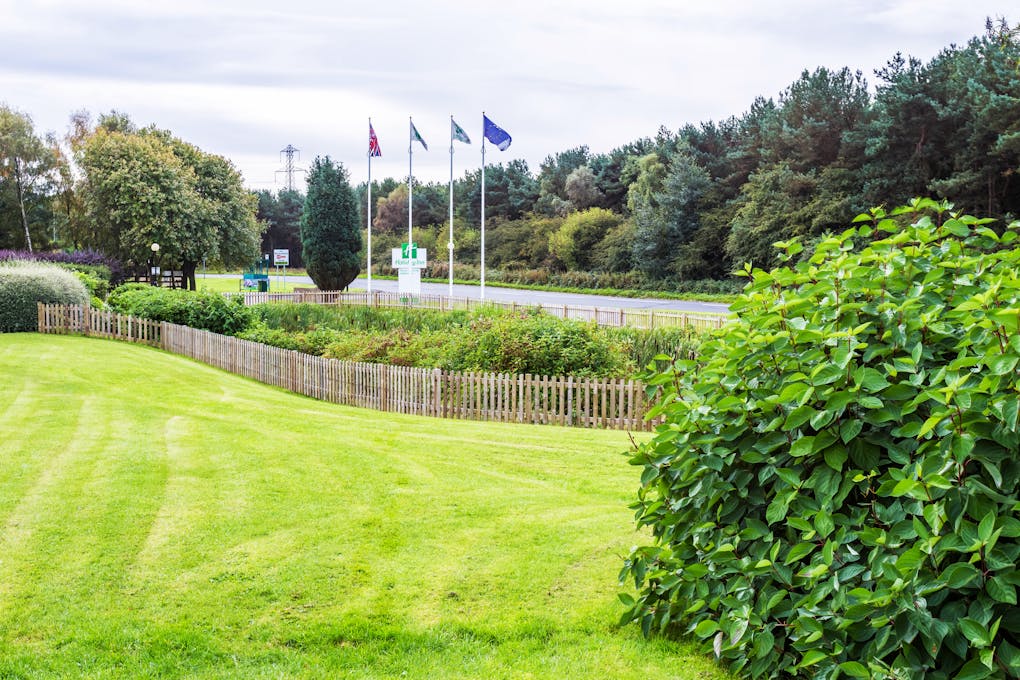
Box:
149 242 160 286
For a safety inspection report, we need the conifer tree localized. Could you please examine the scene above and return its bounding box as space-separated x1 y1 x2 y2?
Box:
300 156 361 290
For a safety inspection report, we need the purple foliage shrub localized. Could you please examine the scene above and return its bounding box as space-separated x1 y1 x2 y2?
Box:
0 249 125 283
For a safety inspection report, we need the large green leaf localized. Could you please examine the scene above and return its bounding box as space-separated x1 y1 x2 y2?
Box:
959 618 991 648
838 661 870 677
987 576 1017 605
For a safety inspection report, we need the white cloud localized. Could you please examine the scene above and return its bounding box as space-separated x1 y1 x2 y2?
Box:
1 0 1015 188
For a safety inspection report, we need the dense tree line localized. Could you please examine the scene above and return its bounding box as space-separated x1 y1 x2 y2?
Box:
345 20 1018 286
1 20 1016 291
255 188 304 268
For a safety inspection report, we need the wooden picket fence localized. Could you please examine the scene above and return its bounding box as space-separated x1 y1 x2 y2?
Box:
37 304 656 431
234 289 727 332
37 302 163 344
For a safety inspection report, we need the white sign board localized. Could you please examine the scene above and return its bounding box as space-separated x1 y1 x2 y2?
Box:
391 247 427 269
273 249 290 266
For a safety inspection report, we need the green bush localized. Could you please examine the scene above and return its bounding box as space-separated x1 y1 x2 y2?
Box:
320 327 444 367
438 311 633 377
250 302 473 335
0 262 89 332
609 325 703 369
107 285 253 335
73 270 111 300
621 200 1020 679
248 303 655 377
237 322 344 355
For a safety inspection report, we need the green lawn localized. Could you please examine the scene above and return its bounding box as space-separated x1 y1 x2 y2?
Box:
196 275 303 294
0 334 728 679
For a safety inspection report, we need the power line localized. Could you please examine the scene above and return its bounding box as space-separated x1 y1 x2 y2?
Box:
274 144 305 192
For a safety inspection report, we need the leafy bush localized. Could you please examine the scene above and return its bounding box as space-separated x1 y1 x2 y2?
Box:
621 201 1020 679
237 322 344 356
248 303 667 377
320 327 445 367
74 270 111 300
107 285 252 335
250 302 473 335
611 325 702 368
0 261 90 332
440 311 633 377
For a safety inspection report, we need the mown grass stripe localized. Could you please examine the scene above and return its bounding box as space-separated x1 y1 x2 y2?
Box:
0 334 730 679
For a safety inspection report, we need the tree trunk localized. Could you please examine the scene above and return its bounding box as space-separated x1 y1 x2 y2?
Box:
182 260 198 291
13 158 32 253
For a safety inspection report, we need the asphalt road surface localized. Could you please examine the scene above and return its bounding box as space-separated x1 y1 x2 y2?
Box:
210 274 730 315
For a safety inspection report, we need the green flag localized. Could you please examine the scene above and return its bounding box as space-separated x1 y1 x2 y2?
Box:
452 118 471 144
411 122 428 151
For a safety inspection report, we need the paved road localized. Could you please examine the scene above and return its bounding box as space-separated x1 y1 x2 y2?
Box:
209 274 730 315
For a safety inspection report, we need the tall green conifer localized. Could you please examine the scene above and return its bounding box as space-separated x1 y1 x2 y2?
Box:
300 156 361 291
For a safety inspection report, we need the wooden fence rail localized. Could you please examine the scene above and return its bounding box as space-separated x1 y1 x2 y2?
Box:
233 289 727 332
38 304 656 431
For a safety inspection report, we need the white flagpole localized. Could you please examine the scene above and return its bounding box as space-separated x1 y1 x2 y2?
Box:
367 118 373 293
408 117 414 253
449 116 455 297
480 113 486 300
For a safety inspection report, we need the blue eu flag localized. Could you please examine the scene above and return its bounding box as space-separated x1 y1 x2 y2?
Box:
482 115 512 151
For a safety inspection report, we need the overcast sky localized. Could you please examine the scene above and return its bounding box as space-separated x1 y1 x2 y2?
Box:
1 1 1015 189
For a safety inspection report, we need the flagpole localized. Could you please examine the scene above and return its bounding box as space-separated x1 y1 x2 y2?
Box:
449 116 455 297
367 118 373 293
480 113 486 301
408 117 414 251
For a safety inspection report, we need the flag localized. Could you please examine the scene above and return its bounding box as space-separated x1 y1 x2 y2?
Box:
452 118 471 144
483 115 511 151
411 121 428 151
369 124 381 157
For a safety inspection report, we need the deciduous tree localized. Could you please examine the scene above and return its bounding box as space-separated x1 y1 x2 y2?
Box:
0 105 59 251
548 207 622 271
77 117 261 288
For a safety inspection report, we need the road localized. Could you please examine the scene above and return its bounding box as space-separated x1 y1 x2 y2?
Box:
209 274 730 315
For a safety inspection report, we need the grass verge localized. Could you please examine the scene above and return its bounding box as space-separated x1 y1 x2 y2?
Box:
0 334 729 679
196 276 300 294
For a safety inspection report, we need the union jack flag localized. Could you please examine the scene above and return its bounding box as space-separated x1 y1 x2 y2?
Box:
369 124 382 157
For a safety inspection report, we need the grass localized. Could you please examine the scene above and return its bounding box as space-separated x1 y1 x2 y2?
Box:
0 334 729 679
196 275 301 294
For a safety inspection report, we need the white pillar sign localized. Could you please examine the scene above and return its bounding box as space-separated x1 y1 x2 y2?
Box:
392 243 426 297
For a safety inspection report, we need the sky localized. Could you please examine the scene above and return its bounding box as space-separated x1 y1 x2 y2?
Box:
1 0 1015 190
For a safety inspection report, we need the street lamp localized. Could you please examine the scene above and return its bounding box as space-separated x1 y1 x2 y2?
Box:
150 242 160 286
